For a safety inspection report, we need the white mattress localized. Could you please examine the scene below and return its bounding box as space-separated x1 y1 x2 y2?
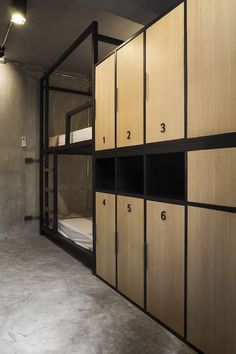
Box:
72 127 92 143
58 217 93 251
58 133 73 146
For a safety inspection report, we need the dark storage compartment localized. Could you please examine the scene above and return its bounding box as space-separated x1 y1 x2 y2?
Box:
117 156 144 195
147 152 185 200
96 158 115 192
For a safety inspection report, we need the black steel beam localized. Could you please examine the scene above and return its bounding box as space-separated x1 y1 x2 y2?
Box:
42 21 98 79
98 34 123 46
49 85 92 97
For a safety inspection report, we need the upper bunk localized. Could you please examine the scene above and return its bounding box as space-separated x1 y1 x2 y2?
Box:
40 21 124 155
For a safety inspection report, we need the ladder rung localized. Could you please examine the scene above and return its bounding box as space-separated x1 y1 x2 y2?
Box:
45 207 53 213
44 168 53 172
44 188 54 193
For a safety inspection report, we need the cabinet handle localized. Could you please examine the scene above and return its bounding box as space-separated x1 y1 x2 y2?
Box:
103 199 106 206
127 204 132 213
161 211 166 221
103 136 106 144
160 123 166 133
127 130 131 140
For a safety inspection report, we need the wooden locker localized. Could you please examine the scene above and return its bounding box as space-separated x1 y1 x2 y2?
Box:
117 196 144 307
147 201 185 335
146 3 184 143
188 0 236 138
96 192 116 287
95 54 115 150
188 148 236 207
188 207 236 354
117 34 144 147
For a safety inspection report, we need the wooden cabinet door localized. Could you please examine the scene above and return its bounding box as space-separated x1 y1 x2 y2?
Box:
146 3 184 143
95 54 115 150
188 207 236 354
188 0 236 138
96 192 116 287
117 196 144 307
188 148 236 207
147 201 185 335
117 34 144 147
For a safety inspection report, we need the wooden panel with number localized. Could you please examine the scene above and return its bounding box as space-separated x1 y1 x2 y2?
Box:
188 0 236 137
117 34 144 147
146 3 184 143
188 207 236 354
117 196 144 307
96 192 116 287
95 54 115 150
147 201 185 335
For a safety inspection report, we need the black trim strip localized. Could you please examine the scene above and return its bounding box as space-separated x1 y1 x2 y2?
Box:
98 34 123 46
48 86 92 96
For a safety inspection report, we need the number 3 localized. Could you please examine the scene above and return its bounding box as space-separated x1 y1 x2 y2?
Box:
160 123 166 133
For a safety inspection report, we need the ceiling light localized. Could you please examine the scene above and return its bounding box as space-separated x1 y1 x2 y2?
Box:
0 57 6 64
11 0 27 25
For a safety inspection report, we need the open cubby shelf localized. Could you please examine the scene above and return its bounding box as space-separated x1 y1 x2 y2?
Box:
95 153 185 200
117 156 144 195
95 158 115 192
147 152 185 200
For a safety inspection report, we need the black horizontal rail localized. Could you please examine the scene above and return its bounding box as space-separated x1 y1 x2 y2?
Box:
66 101 92 118
98 34 123 46
49 85 92 97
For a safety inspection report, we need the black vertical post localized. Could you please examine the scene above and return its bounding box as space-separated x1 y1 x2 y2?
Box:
53 154 58 232
45 76 49 150
143 30 147 310
92 21 99 273
184 0 188 340
65 115 71 145
39 78 44 234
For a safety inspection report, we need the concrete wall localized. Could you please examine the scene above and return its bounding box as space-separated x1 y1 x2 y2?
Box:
0 64 39 239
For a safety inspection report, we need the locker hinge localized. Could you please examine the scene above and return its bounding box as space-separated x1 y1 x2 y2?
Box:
116 87 118 112
115 231 118 255
144 242 148 271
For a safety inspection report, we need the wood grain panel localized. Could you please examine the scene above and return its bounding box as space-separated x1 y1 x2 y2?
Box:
117 196 144 307
146 3 184 143
96 192 116 287
95 54 115 150
188 148 236 207
117 34 144 147
147 201 185 335
188 207 236 354
188 0 236 137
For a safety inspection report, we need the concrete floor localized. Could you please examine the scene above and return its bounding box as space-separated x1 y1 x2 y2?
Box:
0 236 196 354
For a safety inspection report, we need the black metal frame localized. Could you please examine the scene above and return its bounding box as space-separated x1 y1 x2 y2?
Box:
39 21 123 267
93 0 236 353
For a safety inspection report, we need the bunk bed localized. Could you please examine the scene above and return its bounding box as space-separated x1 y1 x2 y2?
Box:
39 21 123 266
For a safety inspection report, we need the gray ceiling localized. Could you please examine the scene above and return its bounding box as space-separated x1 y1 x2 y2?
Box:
0 0 178 76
